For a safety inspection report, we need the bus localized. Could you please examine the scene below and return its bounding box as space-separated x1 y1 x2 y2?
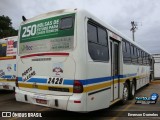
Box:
15 9 151 112
153 54 160 79
0 36 18 91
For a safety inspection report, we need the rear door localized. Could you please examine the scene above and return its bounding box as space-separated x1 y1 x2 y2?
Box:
110 39 120 101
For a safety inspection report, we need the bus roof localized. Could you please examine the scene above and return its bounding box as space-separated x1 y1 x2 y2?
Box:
20 8 150 54
0 39 7 43
79 9 150 54
21 9 77 25
1 36 18 41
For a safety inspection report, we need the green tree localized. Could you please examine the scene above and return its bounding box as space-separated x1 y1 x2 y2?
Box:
0 15 18 39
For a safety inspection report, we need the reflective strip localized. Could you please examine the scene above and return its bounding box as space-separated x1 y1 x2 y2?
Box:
20 52 69 58
0 56 16 60
18 83 73 92
17 74 150 93
84 81 111 92
0 79 16 82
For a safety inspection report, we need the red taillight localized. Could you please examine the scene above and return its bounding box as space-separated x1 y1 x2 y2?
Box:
15 77 18 87
73 80 83 93
74 100 81 103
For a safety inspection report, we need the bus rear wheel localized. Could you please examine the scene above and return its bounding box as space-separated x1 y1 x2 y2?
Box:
121 82 129 104
129 81 136 100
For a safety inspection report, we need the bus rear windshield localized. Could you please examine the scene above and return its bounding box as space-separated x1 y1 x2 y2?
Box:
59 17 73 29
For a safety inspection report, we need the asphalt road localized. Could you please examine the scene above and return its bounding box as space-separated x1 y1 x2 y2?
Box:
0 80 160 120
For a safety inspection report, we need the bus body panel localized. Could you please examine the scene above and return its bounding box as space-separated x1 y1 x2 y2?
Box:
0 60 17 90
123 64 150 90
0 36 18 90
16 9 88 111
15 89 70 110
17 55 75 96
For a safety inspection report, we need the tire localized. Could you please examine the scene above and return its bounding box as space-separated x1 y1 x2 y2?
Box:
146 75 151 86
129 81 136 100
150 74 152 82
121 82 129 104
13 87 15 92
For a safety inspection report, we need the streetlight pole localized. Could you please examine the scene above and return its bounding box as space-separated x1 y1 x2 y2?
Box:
130 21 137 42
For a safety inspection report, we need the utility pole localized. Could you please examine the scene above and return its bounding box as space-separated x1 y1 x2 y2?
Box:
130 21 137 41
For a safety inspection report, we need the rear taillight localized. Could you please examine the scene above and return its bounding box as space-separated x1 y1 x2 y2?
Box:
15 77 18 87
73 80 83 93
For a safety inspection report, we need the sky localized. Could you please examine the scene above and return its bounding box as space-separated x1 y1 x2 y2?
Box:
0 0 160 54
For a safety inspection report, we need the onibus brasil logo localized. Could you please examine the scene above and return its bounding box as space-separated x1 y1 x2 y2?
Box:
135 93 159 104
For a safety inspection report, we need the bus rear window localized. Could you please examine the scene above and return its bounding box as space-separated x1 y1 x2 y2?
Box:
59 17 73 29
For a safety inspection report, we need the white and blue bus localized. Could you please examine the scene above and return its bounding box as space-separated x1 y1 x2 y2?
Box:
15 9 151 112
0 36 18 91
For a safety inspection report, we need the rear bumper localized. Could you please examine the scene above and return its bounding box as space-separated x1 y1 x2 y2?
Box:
15 88 86 112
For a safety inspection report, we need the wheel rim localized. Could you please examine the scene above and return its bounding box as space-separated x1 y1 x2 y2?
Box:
123 86 128 101
132 84 135 96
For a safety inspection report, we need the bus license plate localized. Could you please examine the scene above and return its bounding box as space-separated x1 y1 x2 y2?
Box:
36 99 47 104
3 85 9 89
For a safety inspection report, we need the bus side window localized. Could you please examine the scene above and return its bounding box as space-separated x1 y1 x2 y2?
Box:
122 41 127 52
123 40 131 64
136 48 139 64
142 51 144 65
87 23 98 43
131 45 134 59
87 22 109 62
97 27 108 46
134 46 138 64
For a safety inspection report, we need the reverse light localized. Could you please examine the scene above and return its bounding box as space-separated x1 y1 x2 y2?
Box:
73 80 83 93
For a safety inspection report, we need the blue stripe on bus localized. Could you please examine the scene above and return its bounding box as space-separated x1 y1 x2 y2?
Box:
27 78 47 83
18 77 47 83
17 73 137 85
1 75 12 79
18 77 22 81
63 80 74 85
85 76 112 85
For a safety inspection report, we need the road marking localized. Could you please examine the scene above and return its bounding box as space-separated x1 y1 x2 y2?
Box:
8 117 18 120
37 107 51 111
151 82 160 84
110 101 135 120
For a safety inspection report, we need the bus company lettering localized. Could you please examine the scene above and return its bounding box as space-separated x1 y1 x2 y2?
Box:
21 19 59 38
21 45 33 51
36 20 59 34
7 64 12 72
53 67 63 76
22 67 36 81
7 40 17 55
7 40 14 46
